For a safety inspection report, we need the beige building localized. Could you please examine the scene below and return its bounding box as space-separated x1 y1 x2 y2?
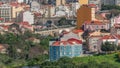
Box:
10 3 29 20
56 0 66 6
12 6 24 19
78 0 88 5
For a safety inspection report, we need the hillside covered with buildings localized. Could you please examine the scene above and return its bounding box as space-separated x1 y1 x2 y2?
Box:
0 0 120 68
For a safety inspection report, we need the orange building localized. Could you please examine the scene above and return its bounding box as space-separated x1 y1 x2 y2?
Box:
77 5 95 29
78 0 88 5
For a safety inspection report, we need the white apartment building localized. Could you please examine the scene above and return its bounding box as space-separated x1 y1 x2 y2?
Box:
0 4 12 22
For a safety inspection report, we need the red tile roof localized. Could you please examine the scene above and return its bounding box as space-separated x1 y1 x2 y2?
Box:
67 38 82 44
34 12 41 16
52 38 82 46
0 18 3 20
0 25 9 30
20 21 29 25
101 35 120 40
0 2 3 6
88 4 97 7
10 2 19 7
82 4 96 8
0 44 8 51
114 24 120 28
73 29 83 34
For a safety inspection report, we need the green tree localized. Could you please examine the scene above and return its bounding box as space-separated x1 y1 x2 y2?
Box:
40 35 53 50
101 5 120 10
117 45 120 51
0 54 12 64
7 45 18 59
58 17 67 26
22 30 33 39
101 42 117 53
58 57 72 64
99 62 119 68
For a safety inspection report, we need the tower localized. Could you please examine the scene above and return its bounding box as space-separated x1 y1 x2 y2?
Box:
77 5 95 29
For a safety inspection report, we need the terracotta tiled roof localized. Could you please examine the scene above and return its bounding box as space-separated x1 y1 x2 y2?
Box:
0 2 3 6
52 38 82 46
3 25 9 29
0 44 8 51
34 12 41 16
88 4 97 7
19 21 33 28
101 35 120 40
95 13 107 20
73 29 83 34
114 24 120 28
20 21 29 25
0 18 3 20
67 38 82 44
52 41 61 46
10 2 19 7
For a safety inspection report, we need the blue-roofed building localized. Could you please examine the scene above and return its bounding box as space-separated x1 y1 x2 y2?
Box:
49 38 83 61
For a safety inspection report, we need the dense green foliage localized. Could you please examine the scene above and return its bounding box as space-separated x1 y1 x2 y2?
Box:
101 5 120 10
101 42 117 52
40 36 53 50
40 54 120 68
0 32 53 68
58 17 67 26
1 32 120 68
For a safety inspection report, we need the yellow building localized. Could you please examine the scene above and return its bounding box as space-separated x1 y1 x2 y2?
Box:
78 0 88 5
56 0 66 6
12 6 24 19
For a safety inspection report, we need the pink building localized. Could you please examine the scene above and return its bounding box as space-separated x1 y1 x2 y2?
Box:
83 20 110 31
111 14 120 27
87 35 102 52
111 24 120 35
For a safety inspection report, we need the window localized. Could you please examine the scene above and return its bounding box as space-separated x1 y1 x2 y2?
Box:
96 26 98 29
101 26 104 29
94 46 96 49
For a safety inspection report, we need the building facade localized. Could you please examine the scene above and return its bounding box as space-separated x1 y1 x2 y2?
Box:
30 1 40 12
0 4 12 22
87 36 102 52
23 11 34 24
101 0 115 5
115 0 120 6
78 0 88 5
83 21 110 31
110 14 120 27
99 35 120 47
88 0 101 10
56 0 66 6
77 5 95 29
111 24 120 35
10 2 27 21
0 0 17 3
49 38 82 61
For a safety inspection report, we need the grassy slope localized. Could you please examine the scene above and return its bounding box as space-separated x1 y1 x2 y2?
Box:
72 53 120 66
